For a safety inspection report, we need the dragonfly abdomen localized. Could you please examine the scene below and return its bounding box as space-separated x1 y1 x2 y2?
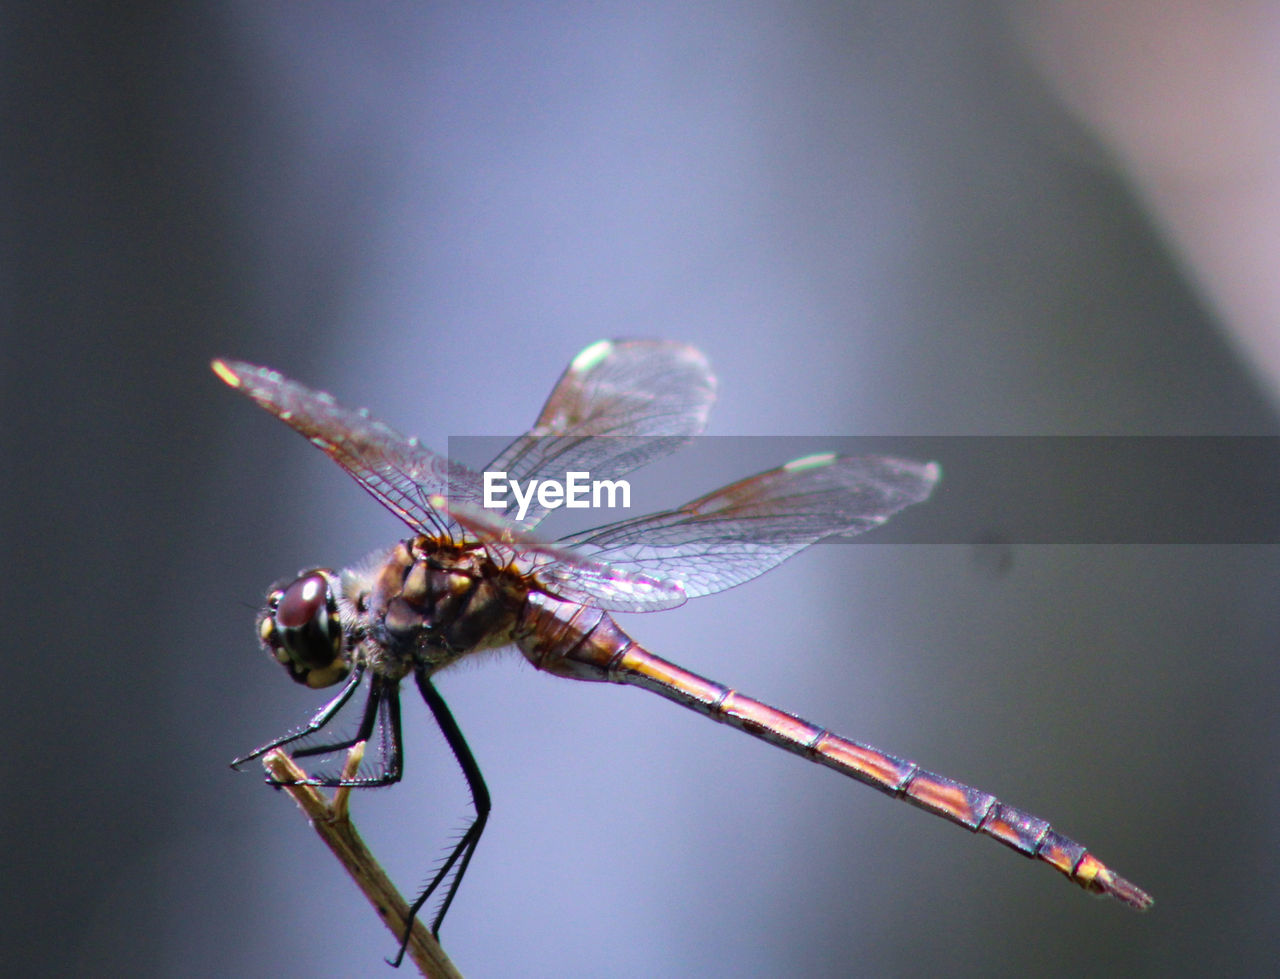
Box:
592 634 1153 912
516 595 1151 911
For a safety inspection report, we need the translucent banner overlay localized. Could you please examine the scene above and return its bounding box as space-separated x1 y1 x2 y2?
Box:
445 436 1280 545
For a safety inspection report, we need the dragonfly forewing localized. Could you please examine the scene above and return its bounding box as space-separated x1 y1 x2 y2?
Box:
485 339 717 528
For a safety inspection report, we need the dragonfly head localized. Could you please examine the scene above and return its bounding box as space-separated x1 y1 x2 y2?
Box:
257 569 351 688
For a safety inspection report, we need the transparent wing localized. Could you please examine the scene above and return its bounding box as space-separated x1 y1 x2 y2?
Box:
485 339 716 528
432 496 687 613
213 360 484 540
558 453 940 599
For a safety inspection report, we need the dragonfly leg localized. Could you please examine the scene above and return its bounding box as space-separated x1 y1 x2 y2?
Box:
288 675 404 788
388 670 491 968
230 664 366 769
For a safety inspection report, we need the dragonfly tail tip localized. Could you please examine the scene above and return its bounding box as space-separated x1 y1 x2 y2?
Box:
1096 867 1154 911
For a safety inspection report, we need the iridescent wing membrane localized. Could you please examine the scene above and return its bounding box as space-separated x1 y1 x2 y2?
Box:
211 359 482 540
488 338 718 528
213 339 710 539
557 452 939 600
214 343 937 611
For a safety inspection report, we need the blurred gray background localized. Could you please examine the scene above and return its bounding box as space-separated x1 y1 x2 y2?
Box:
6 4 1278 977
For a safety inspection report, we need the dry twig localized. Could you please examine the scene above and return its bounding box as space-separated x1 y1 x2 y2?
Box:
262 746 463 979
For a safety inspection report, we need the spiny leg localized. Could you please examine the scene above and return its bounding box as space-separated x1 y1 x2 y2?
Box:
389 670 491 968
288 675 405 788
230 664 366 769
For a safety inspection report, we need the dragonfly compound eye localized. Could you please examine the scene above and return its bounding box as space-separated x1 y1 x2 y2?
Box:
265 570 349 688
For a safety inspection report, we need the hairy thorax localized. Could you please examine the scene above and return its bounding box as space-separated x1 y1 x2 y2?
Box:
353 537 527 679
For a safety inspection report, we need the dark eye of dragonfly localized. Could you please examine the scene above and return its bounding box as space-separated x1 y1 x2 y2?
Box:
258 570 349 689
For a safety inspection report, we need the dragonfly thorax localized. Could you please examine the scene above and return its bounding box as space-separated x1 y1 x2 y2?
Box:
360 537 526 677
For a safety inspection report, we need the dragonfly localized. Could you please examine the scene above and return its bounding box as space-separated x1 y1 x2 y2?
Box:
215 339 1151 964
